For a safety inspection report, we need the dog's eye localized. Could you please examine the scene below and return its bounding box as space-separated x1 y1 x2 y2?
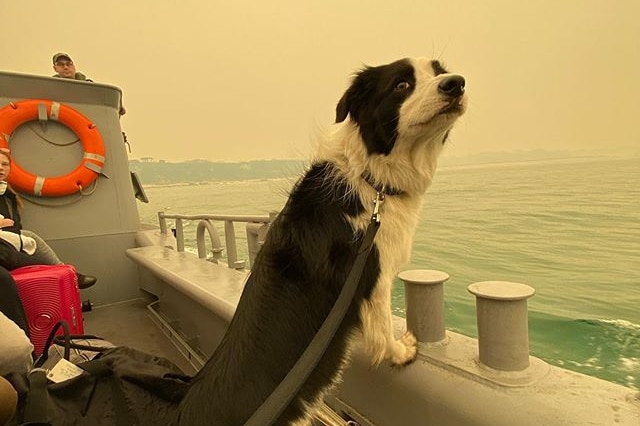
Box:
395 81 411 91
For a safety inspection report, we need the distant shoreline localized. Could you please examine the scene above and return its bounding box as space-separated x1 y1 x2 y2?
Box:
133 152 638 187
439 154 606 171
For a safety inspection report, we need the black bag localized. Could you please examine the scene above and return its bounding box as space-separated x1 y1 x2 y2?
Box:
8 321 191 426
35 320 115 370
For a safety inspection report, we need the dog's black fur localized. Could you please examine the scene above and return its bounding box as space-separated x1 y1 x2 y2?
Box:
179 162 378 425
178 57 467 425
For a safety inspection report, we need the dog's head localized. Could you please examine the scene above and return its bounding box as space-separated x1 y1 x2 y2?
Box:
333 57 467 194
336 57 466 155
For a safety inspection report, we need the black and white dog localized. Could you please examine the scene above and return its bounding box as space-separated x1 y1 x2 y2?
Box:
179 57 467 425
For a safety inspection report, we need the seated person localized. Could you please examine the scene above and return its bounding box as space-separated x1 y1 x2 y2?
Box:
0 266 31 423
0 149 96 289
0 266 29 339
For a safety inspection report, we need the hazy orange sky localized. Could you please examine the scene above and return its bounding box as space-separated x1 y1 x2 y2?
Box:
2 1 639 162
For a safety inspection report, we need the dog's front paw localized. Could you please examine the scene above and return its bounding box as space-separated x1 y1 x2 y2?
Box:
389 331 417 366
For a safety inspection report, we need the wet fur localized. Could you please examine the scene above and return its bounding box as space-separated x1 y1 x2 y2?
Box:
178 57 467 425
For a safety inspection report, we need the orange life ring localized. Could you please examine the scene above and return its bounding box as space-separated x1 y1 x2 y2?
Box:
0 99 105 197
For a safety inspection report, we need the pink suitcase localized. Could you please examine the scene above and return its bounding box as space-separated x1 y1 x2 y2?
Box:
11 264 84 356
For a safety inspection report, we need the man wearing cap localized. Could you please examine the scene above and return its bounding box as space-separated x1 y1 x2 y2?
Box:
52 53 92 81
51 52 126 115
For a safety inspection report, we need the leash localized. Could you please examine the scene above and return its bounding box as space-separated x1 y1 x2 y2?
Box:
244 192 384 426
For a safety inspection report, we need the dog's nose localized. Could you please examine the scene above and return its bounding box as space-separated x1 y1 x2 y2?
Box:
438 75 466 97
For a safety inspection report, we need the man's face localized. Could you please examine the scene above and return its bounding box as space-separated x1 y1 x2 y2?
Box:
53 58 76 78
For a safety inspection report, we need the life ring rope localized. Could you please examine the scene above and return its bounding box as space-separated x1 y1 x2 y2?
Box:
15 179 98 208
0 99 106 197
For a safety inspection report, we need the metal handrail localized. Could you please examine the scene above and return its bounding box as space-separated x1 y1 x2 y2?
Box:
157 211 277 269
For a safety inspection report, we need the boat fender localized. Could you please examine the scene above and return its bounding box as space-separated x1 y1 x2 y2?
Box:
0 100 106 197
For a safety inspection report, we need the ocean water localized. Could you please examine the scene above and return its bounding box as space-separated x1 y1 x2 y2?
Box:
137 156 640 390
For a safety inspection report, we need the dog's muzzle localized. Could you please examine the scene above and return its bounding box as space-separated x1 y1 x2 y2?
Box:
438 75 466 115
438 75 466 98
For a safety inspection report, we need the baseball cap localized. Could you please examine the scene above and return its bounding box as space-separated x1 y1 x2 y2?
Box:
52 53 73 64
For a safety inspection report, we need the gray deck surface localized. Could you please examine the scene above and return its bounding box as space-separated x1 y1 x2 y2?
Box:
82 297 197 375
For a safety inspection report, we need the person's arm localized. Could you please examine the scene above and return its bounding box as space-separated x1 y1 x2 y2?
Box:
0 218 14 229
0 195 21 233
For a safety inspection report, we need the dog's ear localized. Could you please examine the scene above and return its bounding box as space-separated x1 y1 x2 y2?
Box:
336 80 364 123
335 68 373 124
335 92 350 123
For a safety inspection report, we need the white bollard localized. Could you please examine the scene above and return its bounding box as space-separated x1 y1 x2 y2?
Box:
398 269 449 344
468 281 536 371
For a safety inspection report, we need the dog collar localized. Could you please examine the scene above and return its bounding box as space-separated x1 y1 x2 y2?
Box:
361 172 405 196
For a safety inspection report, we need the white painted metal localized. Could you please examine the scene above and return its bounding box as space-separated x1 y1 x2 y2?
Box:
398 269 449 344
469 281 536 371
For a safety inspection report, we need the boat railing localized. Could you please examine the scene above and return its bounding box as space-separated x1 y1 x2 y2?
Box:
157 211 278 269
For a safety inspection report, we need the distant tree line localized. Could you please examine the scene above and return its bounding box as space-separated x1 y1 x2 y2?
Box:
129 159 307 185
129 149 593 185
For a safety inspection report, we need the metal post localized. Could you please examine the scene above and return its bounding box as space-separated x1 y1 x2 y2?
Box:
224 220 237 267
175 218 185 252
158 211 167 234
246 222 266 268
398 269 449 344
468 281 536 371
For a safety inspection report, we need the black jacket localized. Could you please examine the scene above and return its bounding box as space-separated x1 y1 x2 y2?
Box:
0 191 37 269
0 191 22 234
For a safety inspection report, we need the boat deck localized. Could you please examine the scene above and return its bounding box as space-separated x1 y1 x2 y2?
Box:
81 295 350 426
82 295 197 376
